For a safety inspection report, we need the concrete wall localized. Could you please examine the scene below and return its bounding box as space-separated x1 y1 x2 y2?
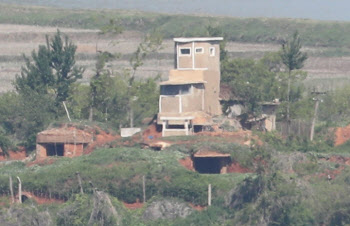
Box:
64 143 84 157
36 144 47 159
36 143 85 159
160 95 180 113
177 42 193 69
120 128 141 137
175 41 221 116
203 70 221 115
160 84 204 113
176 41 221 71
182 84 204 112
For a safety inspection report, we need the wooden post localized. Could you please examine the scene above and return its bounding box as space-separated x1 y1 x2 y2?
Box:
208 184 212 206
76 172 84 194
310 91 326 141
62 101 72 122
143 175 146 203
17 176 22 204
310 99 320 141
9 176 14 204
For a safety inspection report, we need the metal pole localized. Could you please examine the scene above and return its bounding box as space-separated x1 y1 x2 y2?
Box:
310 99 320 141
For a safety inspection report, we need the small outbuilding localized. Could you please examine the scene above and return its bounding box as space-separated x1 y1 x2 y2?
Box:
36 127 93 159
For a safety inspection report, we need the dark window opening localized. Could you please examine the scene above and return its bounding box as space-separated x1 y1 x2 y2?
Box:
193 156 231 174
161 84 191 96
180 48 191 55
45 143 64 156
167 124 185 129
194 125 203 133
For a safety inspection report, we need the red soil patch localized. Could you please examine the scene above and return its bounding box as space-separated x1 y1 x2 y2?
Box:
123 200 144 209
189 203 206 211
27 158 58 167
179 157 195 171
317 166 345 180
319 155 350 168
18 191 64 205
179 156 251 173
227 161 252 173
84 128 121 154
334 124 350 146
0 147 27 161
142 124 162 142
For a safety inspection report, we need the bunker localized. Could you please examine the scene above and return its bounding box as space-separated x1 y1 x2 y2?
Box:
192 150 231 174
36 127 93 159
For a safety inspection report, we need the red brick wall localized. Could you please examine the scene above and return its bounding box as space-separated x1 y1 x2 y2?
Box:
64 144 84 157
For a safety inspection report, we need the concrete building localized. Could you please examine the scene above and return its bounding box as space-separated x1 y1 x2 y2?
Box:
157 37 223 136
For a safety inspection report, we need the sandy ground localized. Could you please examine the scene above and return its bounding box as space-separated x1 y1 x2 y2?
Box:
1 24 350 93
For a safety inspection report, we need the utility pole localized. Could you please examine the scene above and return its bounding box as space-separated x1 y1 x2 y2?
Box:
310 91 326 141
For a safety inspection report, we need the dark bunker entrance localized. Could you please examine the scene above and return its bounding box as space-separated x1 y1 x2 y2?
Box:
192 152 231 174
45 143 64 156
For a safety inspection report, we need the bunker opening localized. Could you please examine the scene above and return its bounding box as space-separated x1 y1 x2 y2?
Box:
21 195 29 203
192 151 231 174
45 143 64 156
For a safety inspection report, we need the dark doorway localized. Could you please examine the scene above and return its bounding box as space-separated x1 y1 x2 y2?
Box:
193 156 231 174
45 143 64 156
193 157 222 174
21 195 28 202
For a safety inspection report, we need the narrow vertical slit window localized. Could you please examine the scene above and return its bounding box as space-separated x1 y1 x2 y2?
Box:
209 47 215 56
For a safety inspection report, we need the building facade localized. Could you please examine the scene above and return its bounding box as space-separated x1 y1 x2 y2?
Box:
157 37 223 136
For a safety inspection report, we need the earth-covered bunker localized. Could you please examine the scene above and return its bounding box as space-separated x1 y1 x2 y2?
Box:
36 127 93 159
192 150 231 174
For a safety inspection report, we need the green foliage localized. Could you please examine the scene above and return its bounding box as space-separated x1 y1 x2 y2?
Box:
260 131 333 153
56 194 92 226
221 53 285 114
15 30 83 104
281 31 308 73
319 84 350 127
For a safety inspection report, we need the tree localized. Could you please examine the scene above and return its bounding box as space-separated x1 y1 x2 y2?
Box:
280 31 307 125
15 30 84 106
127 31 162 127
221 52 284 116
10 30 83 150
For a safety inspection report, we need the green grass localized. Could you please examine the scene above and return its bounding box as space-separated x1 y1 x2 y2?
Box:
0 145 250 206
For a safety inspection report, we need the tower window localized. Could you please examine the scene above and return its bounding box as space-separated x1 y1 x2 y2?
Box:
195 47 204 54
180 48 191 56
209 47 215 56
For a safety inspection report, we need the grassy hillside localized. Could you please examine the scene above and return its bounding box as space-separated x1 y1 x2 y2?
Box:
2 3 350 48
2 133 350 224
